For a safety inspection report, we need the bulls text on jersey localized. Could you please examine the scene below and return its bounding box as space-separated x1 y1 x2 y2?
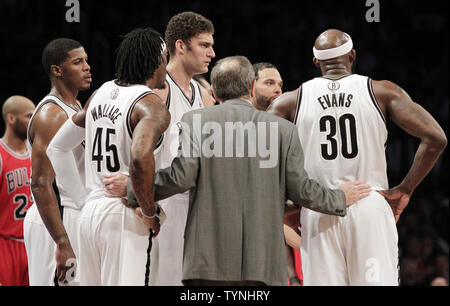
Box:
5 167 31 194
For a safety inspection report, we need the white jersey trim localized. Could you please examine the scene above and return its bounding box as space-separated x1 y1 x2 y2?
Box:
367 78 386 124
46 94 81 113
27 99 67 146
125 91 165 151
167 72 196 107
125 90 153 138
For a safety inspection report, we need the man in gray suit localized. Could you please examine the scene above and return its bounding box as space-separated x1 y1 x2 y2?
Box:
129 56 371 286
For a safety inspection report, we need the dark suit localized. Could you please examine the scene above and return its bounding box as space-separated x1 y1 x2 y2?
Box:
130 99 346 285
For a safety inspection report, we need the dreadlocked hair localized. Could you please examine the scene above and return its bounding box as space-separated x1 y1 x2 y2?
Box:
115 27 164 86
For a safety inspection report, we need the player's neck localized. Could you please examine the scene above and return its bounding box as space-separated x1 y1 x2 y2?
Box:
1 132 27 154
50 83 80 108
322 67 352 79
167 61 193 91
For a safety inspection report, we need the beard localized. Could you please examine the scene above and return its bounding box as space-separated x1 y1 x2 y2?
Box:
13 120 28 141
255 92 273 111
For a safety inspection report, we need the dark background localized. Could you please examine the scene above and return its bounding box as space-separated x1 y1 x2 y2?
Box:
0 0 448 286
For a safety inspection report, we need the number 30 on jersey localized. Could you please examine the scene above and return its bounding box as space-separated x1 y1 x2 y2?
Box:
320 113 358 160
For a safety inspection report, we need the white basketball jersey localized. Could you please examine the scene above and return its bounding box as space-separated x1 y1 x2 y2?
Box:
148 74 204 286
296 74 388 190
84 80 161 202
27 95 85 209
157 72 203 180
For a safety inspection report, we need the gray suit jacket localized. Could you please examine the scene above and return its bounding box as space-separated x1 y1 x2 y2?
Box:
129 99 346 285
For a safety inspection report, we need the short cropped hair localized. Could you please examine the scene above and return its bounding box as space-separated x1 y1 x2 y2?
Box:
210 56 255 102
42 38 83 75
165 11 214 56
253 62 278 80
115 27 165 86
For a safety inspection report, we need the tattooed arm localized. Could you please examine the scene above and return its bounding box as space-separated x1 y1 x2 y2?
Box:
373 80 447 222
129 94 170 235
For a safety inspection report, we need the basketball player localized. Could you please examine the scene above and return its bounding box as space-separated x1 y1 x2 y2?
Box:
23 38 91 286
144 11 215 286
47 28 170 285
268 29 447 285
0 96 35 286
251 62 283 111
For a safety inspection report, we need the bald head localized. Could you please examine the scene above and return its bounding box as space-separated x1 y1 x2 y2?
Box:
312 29 356 76
314 29 350 51
2 96 35 140
2 96 35 121
210 56 255 102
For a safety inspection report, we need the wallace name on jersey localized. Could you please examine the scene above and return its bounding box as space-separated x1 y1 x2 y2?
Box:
317 93 353 110
90 103 123 124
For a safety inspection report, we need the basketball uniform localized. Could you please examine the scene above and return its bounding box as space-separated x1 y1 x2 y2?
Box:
296 74 398 285
23 95 85 286
79 80 162 285
0 140 33 286
149 72 203 286
293 248 303 286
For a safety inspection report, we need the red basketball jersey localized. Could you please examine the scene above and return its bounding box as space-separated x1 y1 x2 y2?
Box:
294 248 303 285
0 139 33 239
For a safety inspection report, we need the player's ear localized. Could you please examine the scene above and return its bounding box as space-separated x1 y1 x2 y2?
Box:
349 49 356 66
175 39 185 55
6 113 16 125
50 64 63 78
250 79 256 98
313 57 320 68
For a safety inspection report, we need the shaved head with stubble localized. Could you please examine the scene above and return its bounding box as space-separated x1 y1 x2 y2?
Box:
2 96 35 141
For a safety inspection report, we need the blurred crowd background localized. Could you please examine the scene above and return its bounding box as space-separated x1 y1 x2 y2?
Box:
0 0 448 286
